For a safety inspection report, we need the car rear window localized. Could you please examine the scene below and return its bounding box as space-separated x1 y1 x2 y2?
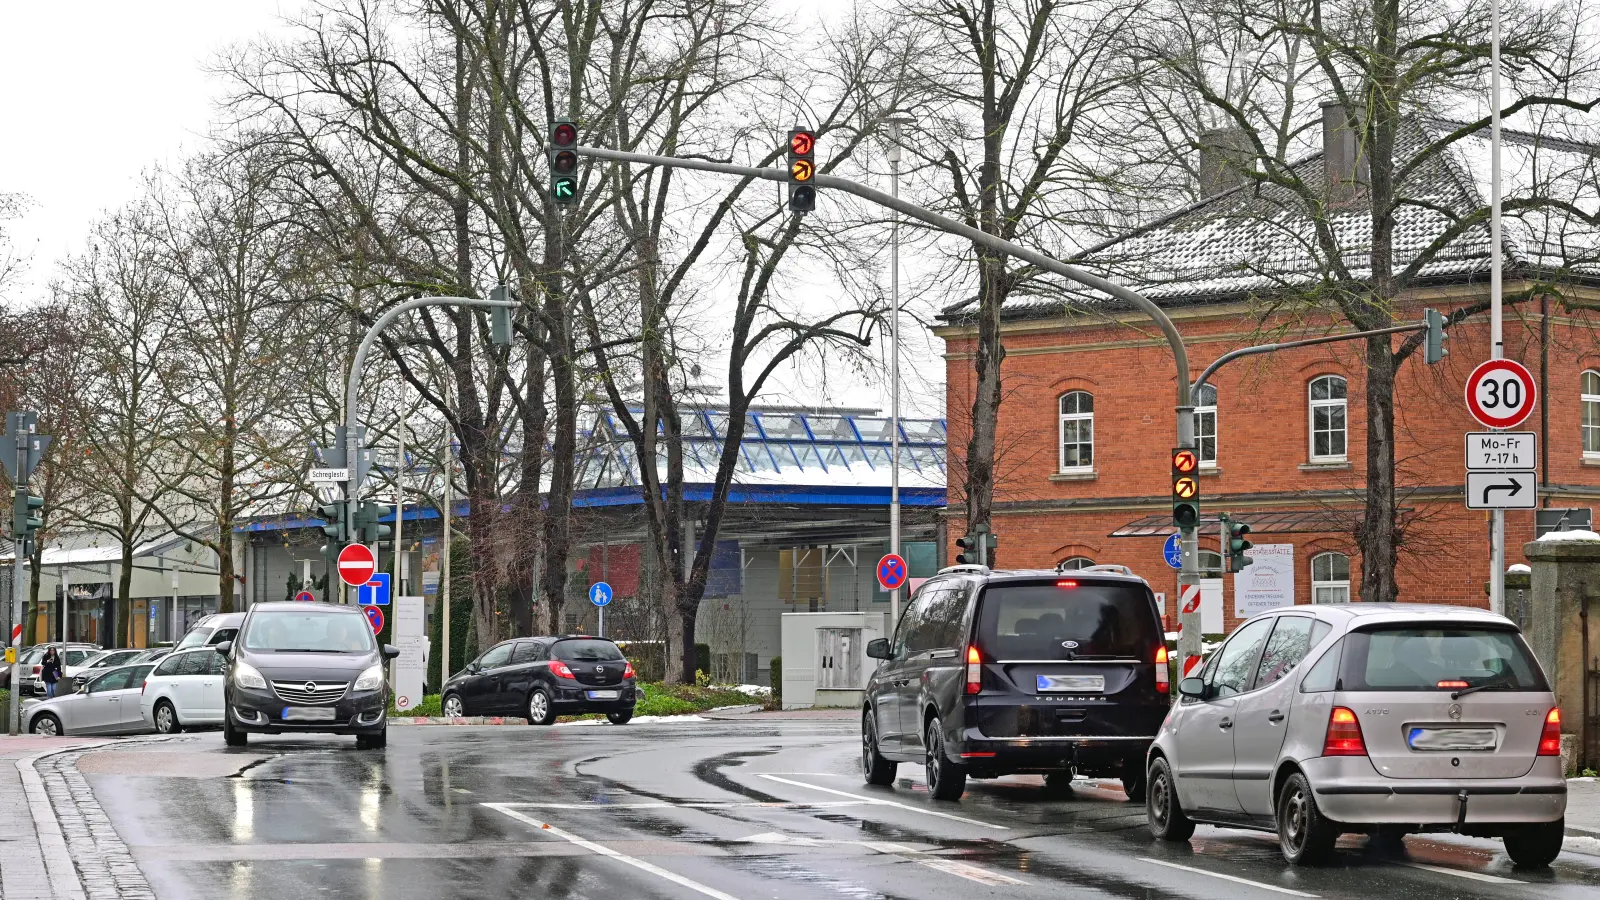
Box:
552 640 624 662
1340 626 1547 692
176 627 213 650
976 581 1160 660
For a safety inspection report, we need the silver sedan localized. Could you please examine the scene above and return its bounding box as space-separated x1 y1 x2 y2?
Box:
25 664 157 736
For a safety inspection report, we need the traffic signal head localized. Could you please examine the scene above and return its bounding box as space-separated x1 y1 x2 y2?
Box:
1227 520 1254 573
549 119 580 206
489 285 513 346
358 502 394 543
316 501 347 543
1171 447 1200 529
13 493 43 538
788 127 816 213
1423 308 1448 364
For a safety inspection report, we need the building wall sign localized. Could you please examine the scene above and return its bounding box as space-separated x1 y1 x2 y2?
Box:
1234 544 1296 618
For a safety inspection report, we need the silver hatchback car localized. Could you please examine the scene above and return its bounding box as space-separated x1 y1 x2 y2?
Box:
1146 604 1565 867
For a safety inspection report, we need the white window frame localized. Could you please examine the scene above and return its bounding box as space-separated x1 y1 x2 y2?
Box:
1058 391 1094 473
1308 375 1348 463
1583 370 1600 459
1311 552 1351 604
1194 384 1218 468
1058 556 1095 571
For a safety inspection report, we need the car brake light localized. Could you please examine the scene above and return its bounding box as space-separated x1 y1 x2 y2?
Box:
1538 708 1562 756
1436 680 1469 689
31 666 40 675
1322 707 1367 756
965 645 982 695
1155 646 1170 694
551 661 576 680
1055 580 1078 588
622 661 635 679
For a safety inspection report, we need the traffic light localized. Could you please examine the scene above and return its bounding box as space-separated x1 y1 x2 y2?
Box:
12 492 42 541
955 523 995 567
1171 447 1200 529
1423 308 1448 364
548 119 580 206
1223 515 1254 573
787 127 816 213
316 501 348 546
490 285 513 346
355 502 393 545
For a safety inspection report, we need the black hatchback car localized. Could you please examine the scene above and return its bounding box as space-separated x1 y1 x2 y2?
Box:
441 635 637 725
863 566 1169 801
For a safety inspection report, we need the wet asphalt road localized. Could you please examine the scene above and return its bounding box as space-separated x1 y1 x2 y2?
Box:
80 715 1600 900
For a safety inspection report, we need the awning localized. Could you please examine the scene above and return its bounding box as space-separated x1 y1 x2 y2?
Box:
1110 509 1364 537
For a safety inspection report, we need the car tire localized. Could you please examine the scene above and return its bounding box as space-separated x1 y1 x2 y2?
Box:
355 728 388 750
606 710 633 725
442 693 465 718
223 708 248 747
1503 819 1563 868
861 710 897 786
1146 757 1196 841
29 713 62 737
1121 755 1148 803
153 701 181 735
526 689 556 726
1277 772 1338 866
924 717 967 801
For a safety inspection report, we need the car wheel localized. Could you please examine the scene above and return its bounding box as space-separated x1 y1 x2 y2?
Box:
223 708 248 747
1277 772 1338 865
153 701 181 735
1121 755 1148 803
606 710 633 725
29 713 62 737
355 728 388 750
924 717 967 801
1146 757 1195 841
1503 819 1563 868
861 710 897 786
442 693 465 718
526 689 556 726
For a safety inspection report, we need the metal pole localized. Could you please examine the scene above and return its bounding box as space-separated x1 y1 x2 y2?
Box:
9 428 24 735
394 380 406 596
441 380 453 685
1490 0 1506 616
886 115 911 626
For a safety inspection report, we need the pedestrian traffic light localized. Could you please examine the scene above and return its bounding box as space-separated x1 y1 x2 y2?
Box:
12 492 43 540
955 523 994 567
787 127 816 213
1423 308 1448 364
1171 447 1200 529
355 502 393 545
549 119 580 206
1224 516 1254 573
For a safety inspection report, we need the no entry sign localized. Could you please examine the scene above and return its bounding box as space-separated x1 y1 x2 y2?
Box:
1465 359 1537 429
876 554 909 591
337 543 377 587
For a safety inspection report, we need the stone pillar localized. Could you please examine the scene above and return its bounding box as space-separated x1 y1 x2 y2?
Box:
1524 531 1600 774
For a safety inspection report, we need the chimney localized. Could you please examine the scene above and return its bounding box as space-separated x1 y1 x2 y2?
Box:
1322 101 1369 205
1197 127 1251 197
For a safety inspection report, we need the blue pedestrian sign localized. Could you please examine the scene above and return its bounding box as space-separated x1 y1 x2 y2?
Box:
589 581 613 607
1163 533 1183 570
358 572 391 606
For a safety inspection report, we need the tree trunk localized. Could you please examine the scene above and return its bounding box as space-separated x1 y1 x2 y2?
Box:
118 543 134 648
1358 335 1400 602
965 255 1007 553
540 284 576 633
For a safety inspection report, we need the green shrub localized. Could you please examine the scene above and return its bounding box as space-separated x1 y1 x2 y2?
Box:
769 656 782 704
387 694 442 717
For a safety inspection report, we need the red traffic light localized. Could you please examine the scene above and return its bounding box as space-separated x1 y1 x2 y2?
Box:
552 122 578 147
1171 448 1198 474
789 130 815 156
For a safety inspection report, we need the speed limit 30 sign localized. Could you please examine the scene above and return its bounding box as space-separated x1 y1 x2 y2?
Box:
1465 359 1537 429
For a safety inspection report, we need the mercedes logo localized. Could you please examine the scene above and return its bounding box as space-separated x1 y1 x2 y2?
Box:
1448 703 1463 720
304 682 317 694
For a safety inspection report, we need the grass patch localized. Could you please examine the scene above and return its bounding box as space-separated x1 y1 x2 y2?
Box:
390 683 758 721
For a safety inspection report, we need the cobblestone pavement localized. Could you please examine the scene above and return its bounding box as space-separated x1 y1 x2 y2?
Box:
35 750 155 900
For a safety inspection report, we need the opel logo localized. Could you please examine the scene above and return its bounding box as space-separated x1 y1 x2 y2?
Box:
597 666 606 674
304 682 317 694
1061 641 1079 649
1448 703 1463 721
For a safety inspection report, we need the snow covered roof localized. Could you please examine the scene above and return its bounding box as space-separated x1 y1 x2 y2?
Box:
2 528 198 566
942 118 1600 321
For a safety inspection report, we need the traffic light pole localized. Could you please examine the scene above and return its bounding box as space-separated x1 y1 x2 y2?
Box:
9 430 24 736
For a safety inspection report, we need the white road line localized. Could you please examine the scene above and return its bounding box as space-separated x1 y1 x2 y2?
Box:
501 801 871 810
485 803 743 900
1136 858 1319 897
753 774 1009 830
917 859 1028 885
1402 862 1523 884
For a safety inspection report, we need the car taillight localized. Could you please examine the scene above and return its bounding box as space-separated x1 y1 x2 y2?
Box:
31 666 40 675
1436 680 1468 689
622 661 635 679
1055 580 1078 588
1538 708 1562 756
965 645 982 695
551 661 576 680
1155 646 1170 694
1322 706 1367 756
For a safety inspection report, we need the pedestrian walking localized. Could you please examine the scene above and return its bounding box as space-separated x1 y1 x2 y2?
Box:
40 647 62 698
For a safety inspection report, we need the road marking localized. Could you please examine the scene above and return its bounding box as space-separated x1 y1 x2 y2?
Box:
753 774 1009 830
501 801 871 811
917 858 1028 885
1136 858 1319 897
1401 862 1522 884
486 803 742 900
735 831 1024 884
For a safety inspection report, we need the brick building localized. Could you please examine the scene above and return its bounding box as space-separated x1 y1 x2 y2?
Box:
938 110 1600 635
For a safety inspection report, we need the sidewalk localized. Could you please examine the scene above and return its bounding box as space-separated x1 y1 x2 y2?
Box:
0 736 103 900
1567 777 1600 838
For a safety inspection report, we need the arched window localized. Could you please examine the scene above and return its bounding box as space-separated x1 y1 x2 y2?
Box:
1058 391 1094 472
1058 556 1095 571
1309 376 1348 462
1194 384 1218 467
1311 552 1351 604
1584 370 1600 458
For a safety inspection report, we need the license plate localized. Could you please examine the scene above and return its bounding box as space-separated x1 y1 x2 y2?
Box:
1407 727 1497 751
586 690 619 700
282 707 338 722
1037 674 1105 692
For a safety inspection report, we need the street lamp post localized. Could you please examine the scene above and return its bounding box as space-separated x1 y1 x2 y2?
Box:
1489 0 1507 616
886 113 913 627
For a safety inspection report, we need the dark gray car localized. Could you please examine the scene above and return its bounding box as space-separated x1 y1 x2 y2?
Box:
218 602 398 749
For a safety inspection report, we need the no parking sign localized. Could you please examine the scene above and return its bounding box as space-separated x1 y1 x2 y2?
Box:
876 554 908 591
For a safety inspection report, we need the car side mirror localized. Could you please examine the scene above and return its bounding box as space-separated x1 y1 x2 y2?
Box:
383 645 400 660
1178 677 1208 699
214 641 232 656
865 638 891 660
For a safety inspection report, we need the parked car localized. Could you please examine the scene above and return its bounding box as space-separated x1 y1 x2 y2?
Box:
132 647 173 664
861 565 1170 801
27 664 157 736
72 649 148 690
19 643 102 696
441 635 637 725
218 602 397 748
174 613 244 651
139 647 227 734
1146 604 1566 868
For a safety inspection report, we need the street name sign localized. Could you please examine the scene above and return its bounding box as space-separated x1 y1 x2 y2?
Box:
310 467 350 483
1466 471 1538 510
1465 359 1537 429
337 544 377 587
1465 432 1536 471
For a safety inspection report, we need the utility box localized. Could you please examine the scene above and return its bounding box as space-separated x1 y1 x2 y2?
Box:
780 611 887 710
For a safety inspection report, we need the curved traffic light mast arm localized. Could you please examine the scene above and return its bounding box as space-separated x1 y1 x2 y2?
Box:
1190 320 1429 395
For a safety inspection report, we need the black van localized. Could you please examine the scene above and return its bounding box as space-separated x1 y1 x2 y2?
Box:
863 566 1169 801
